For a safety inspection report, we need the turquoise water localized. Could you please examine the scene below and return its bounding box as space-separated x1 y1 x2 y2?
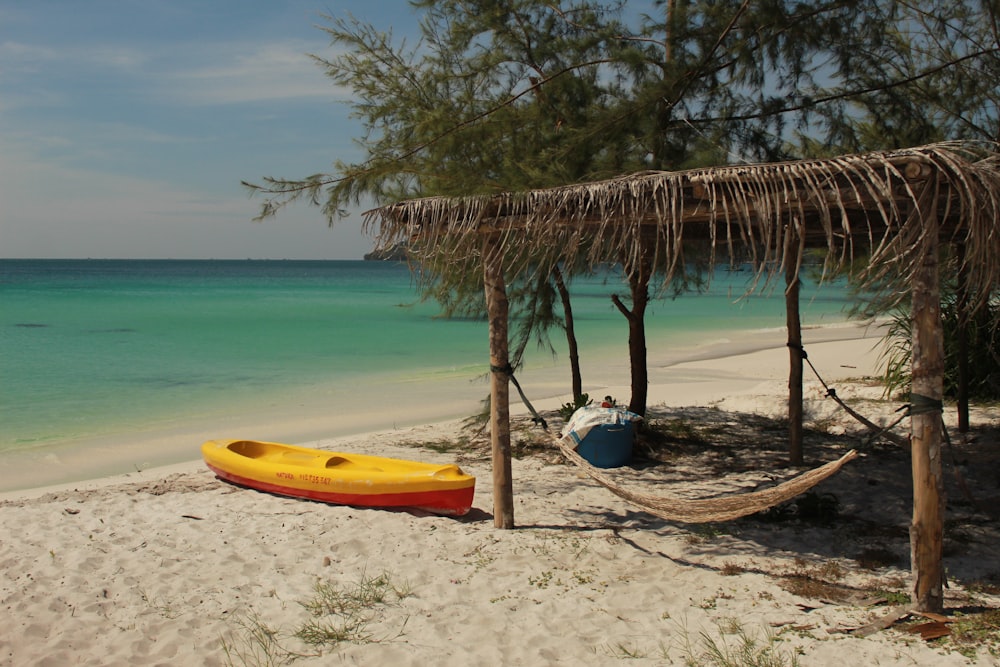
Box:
0 259 854 489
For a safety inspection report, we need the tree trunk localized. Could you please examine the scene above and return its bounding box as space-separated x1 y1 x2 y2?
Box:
910 220 946 614
627 286 649 417
786 258 804 466
483 240 515 529
552 265 583 401
612 245 652 417
955 242 970 433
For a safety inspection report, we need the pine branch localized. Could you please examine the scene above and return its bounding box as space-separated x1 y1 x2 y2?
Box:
681 46 1000 126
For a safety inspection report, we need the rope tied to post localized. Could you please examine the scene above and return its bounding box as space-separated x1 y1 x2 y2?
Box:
908 393 944 416
491 362 548 430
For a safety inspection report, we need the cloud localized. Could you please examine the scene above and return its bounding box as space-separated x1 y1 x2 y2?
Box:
0 39 146 74
0 138 372 260
0 12 368 259
0 40 59 64
0 35 345 109
159 40 350 106
0 39 148 113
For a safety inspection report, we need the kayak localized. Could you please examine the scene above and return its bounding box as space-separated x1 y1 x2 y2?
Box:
201 439 475 516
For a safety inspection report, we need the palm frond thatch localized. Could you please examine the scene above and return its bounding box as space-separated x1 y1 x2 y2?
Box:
365 142 1000 307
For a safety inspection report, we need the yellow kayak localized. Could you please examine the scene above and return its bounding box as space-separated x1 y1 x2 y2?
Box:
201 439 475 516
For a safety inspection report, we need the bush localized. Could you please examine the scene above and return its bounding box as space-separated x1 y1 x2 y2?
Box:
559 393 592 421
879 294 1000 401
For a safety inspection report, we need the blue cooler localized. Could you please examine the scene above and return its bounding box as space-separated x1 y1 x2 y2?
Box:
577 422 634 468
564 406 641 469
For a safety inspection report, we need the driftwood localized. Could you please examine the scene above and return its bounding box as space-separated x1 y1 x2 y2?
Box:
551 433 858 524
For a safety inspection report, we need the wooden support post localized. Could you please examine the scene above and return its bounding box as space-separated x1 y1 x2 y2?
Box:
910 221 946 614
483 239 515 529
955 242 970 433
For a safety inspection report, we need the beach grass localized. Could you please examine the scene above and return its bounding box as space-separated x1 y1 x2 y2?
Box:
666 617 802 667
222 610 293 667
222 570 411 666
944 609 1000 659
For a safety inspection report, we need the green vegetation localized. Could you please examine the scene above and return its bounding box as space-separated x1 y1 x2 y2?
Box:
947 609 1000 659
876 294 1000 402
676 618 802 667
221 570 411 667
419 435 474 455
222 611 292 667
558 392 592 421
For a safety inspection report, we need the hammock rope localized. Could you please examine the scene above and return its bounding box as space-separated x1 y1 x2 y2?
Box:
789 343 911 448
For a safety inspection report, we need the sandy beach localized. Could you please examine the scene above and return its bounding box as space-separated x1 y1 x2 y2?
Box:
2 325 999 666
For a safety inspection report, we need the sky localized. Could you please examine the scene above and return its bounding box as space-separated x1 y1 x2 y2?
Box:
0 0 422 260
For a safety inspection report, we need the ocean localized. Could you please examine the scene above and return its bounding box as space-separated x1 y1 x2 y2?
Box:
0 259 856 491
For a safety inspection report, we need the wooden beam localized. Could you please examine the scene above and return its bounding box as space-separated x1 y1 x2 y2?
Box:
483 239 515 529
909 209 946 614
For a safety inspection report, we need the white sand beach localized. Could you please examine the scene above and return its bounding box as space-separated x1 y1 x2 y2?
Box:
2 325 999 666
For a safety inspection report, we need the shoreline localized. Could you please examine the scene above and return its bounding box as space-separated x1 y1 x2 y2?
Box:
1 320 884 501
2 258 864 493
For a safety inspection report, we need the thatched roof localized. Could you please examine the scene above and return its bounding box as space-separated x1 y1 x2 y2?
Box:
365 142 1000 304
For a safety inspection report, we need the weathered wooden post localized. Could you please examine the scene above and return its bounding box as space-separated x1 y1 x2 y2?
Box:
910 206 946 613
483 238 515 529
955 241 970 433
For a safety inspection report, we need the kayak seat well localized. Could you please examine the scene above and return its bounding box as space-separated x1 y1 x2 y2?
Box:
277 451 328 465
325 456 349 468
227 440 270 459
324 456 384 471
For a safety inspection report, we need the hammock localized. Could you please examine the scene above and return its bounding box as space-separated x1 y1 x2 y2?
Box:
551 433 858 523
504 366 860 523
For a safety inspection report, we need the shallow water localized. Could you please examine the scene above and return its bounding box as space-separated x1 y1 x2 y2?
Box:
0 259 855 490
